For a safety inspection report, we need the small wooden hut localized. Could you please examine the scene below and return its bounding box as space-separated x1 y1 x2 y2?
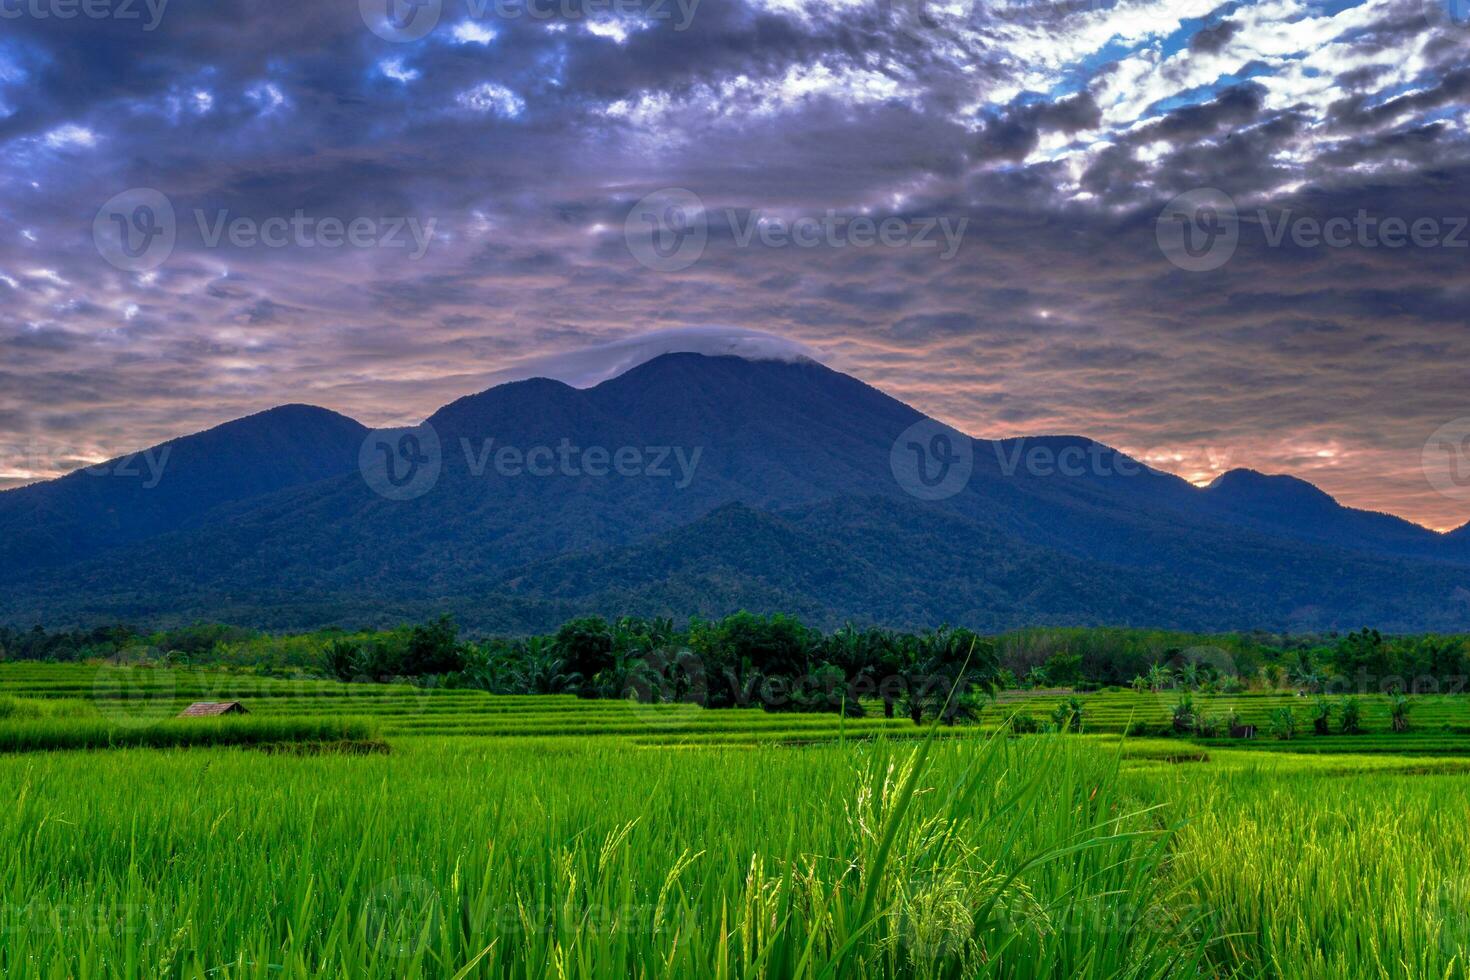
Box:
178 701 248 718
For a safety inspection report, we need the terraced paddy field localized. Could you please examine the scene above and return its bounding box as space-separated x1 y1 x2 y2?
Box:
6 662 1470 977
7 663 1470 745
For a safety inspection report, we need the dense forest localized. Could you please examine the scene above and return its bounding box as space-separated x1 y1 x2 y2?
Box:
6 616 1468 724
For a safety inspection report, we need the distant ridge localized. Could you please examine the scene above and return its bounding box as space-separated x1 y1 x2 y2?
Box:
2 352 1467 632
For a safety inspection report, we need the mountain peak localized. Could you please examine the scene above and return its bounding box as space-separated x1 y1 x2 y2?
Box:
483 326 821 390
209 403 364 437
608 350 822 383
1206 468 1335 506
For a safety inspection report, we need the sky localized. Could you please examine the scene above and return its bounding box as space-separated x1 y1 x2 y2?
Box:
0 0 1467 527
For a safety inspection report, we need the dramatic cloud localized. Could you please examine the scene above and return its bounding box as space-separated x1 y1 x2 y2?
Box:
0 0 1467 528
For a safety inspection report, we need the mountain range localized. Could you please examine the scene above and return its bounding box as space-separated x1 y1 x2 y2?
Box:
5 352 1469 633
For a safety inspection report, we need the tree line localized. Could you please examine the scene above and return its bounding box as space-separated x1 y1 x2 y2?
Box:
6 619 1470 724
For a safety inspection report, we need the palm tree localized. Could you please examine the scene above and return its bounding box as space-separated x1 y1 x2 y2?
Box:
1050 696 1084 733
516 637 582 695
1288 652 1322 694
867 630 904 719
1025 666 1049 689
1145 663 1173 693
1178 662 1202 691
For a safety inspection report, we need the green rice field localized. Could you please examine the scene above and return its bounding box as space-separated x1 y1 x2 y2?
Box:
4 662 1470 977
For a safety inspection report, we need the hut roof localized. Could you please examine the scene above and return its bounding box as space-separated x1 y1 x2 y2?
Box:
178 701 248 717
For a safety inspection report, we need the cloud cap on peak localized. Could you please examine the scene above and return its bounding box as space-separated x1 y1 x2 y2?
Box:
492 327 823 389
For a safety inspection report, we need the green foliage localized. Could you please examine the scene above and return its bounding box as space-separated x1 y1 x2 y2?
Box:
402 615 468 676
1311 696 1334 736
11 618 1470 727
1172 696 1198 734
1050 696 1084 733
1042 651 1083 688
1008 712 1044 734
1270 706 1298 740
1389 694 1412 733
0 733 1201 978
0 715 377 753
1340 697 1363 735
1194 713 1222 738
0 696 47 721
551 616 616 683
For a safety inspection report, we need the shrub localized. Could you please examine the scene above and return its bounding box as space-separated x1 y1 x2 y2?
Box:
401 616 467 676
1050 697 1084 733
0 696 45 720
1339 698 1363 735
1310 697 1333 736
1389 694 1412 733
323 639 361 681
1043 652 1084 688
1194 713 1222 738
552 617 617 685
1171 695 1197 735
1008 712 1044 734
1270 707 1297 740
